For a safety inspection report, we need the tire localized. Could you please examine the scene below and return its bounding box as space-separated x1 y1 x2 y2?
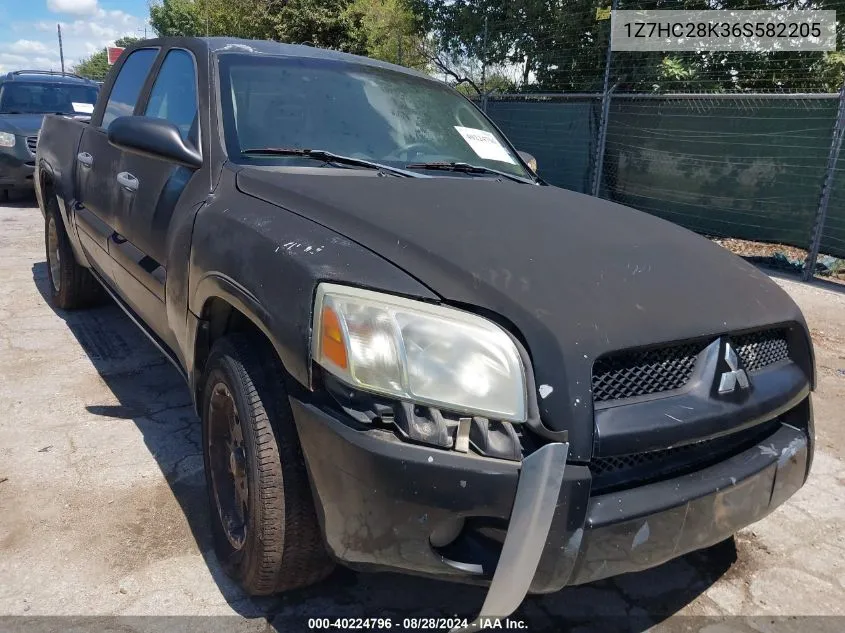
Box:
44 197 102 310
201 334 334 595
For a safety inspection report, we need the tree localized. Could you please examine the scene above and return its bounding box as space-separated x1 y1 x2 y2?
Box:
149 0 203 37
269 0 360 50
73 37 142 81
420 34 522 96
414 0 845 94
412 0 561 91
345 0 427 68
452 71 515 97
149 0 361 50
149 0 432 66
150 0 278 39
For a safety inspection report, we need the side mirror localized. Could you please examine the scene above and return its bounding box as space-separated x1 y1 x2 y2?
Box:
517 150 538 173
108 116 202 169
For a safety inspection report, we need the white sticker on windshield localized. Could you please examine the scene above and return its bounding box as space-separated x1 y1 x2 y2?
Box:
72 102 94 114
454 126 515 164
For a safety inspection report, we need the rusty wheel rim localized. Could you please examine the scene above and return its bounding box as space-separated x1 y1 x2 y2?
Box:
47 216 61 293
208 382 249 550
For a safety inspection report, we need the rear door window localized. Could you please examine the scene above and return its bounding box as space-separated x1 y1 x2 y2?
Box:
101 48 158 129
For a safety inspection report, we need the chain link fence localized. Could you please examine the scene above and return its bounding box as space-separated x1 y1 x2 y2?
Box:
456 1 845 281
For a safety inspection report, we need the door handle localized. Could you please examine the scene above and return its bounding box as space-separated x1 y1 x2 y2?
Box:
77 152 93 167
116 172 139 193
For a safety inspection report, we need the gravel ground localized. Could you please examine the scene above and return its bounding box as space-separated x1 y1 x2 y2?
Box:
1 199 844 632
710 237 810 263
710 237 845 283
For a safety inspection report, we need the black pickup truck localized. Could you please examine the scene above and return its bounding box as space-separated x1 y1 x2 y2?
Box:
35 37 815 624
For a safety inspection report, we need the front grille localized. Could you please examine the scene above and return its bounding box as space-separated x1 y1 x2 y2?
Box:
733 329 789 372
591 443 705 477
590 419 782 494
592 328 791 403
592 341 707 403
26 136 38 155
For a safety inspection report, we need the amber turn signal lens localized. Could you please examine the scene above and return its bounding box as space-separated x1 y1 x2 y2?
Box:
320 306 348 369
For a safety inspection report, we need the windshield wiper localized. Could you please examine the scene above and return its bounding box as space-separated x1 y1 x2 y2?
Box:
240 147 415 178
404 161 535 184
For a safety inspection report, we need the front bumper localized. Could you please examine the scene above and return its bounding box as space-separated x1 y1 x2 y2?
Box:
292 396 812 615
567 419 809 586
0 143 36 189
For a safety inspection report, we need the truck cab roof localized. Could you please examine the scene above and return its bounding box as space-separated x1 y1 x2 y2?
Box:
123 36 433 83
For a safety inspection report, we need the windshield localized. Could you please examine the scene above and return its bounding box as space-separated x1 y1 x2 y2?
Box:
0 81 98 115
219 54 530 179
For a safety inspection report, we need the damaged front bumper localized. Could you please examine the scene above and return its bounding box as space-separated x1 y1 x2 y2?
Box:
291 396 812 622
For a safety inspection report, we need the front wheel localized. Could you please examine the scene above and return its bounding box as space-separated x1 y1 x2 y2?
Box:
201 334 334 595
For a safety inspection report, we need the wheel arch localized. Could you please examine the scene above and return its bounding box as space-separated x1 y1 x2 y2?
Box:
190 274 309 410
38 162 89 267
36 162 55 218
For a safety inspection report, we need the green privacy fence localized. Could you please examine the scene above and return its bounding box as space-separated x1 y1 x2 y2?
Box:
604 95 838 251
485 97 599 195
483 93 845 261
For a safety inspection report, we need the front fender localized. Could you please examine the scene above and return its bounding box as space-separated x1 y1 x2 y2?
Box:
188 174 438 391
189 270 284 379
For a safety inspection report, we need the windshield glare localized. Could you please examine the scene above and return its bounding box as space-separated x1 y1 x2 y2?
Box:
219 54 530 179
0 82 98 115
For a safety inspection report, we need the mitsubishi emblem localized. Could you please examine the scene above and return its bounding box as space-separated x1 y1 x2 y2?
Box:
718 342 750 394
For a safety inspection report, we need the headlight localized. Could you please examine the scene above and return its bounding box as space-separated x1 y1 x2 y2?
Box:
312 283 527 423
0 132 15 148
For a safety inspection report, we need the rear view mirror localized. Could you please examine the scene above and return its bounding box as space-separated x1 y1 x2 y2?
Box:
518 151 538 173
108 116 202 168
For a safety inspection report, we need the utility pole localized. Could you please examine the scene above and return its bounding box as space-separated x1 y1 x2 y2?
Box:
57 24 65 74
481 15 488 112
591 0 619 198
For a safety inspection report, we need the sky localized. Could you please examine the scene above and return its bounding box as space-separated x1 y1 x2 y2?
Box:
0 0 150 74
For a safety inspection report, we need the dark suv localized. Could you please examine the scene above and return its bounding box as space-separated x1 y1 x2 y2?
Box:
0 70 98 200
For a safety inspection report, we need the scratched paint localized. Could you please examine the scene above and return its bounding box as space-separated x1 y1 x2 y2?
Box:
282 241 325 255
565 528 584 555
778 436 806 465
632 522 650 549
217 43 259 53
759 444 779 457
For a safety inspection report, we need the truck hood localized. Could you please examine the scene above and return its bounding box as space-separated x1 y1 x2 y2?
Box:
238 169 806 460
0 113 45 136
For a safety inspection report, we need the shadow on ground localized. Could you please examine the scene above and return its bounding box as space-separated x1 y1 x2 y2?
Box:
32 261 737 632
1 191 39 209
